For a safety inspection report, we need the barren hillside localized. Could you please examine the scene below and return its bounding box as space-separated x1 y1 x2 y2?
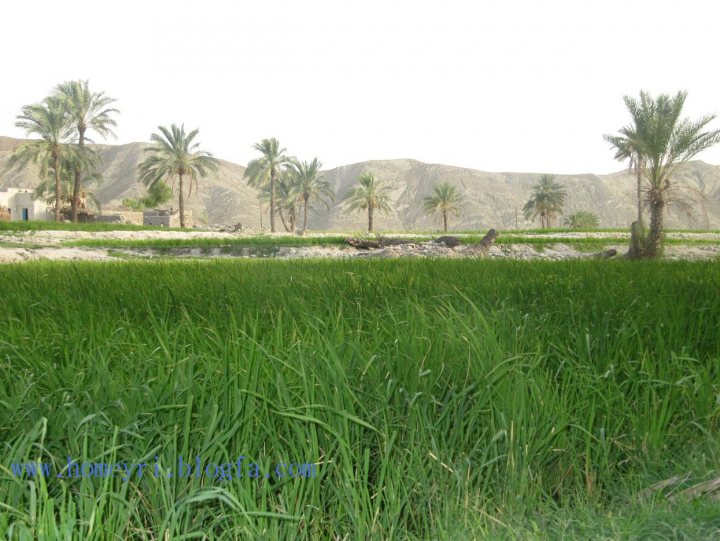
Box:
2 136 719 229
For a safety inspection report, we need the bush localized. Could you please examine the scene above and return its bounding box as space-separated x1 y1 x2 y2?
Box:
565 211 600 229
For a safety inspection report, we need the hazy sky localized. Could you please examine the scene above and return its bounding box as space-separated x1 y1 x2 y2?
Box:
2 0 719 174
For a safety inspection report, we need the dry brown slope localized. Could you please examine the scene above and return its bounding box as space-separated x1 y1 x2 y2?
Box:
2 136 720 229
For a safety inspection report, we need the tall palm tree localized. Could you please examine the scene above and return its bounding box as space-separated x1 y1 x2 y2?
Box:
259 170 300 232
244 138 290 233
344 172 392 233
55 80 119 222
289 158 334 233
605 94 649 227
6 97 79 221
423 182 464 232
523 174 566 228
622 91 720 257
34 162 102 214
137 124 219 228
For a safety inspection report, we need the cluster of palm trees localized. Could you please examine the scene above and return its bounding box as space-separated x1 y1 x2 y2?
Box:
5 80 118 222
345 175 468 233
244 145 468 233
605 91 720 257
244 139 333 234
9 82 717 250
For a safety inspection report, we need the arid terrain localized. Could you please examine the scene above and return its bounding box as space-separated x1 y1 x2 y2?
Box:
2 135 720 230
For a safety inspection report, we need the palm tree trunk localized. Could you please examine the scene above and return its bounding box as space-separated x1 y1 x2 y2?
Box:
178 173 185 228
71 126 86 223
627 220 645 259
368 205 374 233
270 167 277 233
645 193 665 258
302 194 309 234
636 168 643 224
443 210 448 232
278 207 290 232
53 153 62 222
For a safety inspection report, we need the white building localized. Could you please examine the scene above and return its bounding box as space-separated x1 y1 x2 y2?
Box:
0 188 53 221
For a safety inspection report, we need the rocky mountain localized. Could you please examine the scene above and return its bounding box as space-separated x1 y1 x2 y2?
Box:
2 136 719 230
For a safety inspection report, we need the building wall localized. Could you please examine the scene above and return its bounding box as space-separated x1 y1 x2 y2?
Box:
143 210 192 228
0 188 53 221
95 211 144 225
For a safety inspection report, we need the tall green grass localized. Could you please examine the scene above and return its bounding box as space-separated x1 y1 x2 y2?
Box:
1 259 719 539
60 234 720 253
0 220 190 232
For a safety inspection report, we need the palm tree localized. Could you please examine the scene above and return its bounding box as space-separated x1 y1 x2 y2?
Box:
621 91 720 257
6 97 80 221
244 138 290 233
55 80 118 222
605 97 648 225
260 170 300 232
34 165 102 214
523 174 566 228
289 158 334 233
344 172 392 233
423 182 464 232
137 124 219 228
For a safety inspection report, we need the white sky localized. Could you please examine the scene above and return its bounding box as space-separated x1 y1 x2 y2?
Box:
2 0 719 174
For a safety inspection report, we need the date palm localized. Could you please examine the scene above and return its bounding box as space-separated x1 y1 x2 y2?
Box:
289 158 334 233
34 159 101 212
138 124 219 228
244 138 290 233
523 174 566 228
423 182 464 232
344 172 392 233
55 80 118 222
622 91 720 257
605 97 648 225
259 170 300 232
6 97 81 221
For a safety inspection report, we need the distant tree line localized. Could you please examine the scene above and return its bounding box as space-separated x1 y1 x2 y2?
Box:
5 82 720 257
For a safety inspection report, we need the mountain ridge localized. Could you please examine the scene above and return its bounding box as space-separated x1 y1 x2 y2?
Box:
2 136 719 229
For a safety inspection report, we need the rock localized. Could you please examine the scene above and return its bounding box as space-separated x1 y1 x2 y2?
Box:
434 236 461 248
480 228 500 248
592 248 618 259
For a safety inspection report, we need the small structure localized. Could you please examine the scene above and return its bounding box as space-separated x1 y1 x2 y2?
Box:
0 188 53 221
143 208 191 228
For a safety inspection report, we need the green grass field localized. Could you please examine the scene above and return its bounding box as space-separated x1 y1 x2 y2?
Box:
2 259 720 539
59 234 720 257
0 220 191 233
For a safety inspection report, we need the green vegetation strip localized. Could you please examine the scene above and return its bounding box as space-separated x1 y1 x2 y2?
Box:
59 234 720 251
63 235 351 249
0 220 192 232
2 259 720 539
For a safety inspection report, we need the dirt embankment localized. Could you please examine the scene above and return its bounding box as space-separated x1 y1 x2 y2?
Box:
1 230 719 263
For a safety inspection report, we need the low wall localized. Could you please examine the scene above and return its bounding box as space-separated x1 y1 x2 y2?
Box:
143 210 192 228
96 211 144 225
